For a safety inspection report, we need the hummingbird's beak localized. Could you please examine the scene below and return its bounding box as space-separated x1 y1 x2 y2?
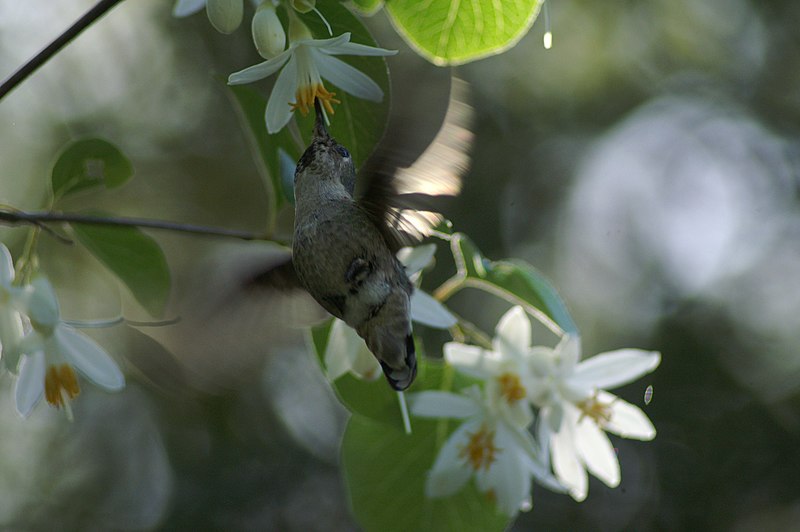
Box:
313 98 330 140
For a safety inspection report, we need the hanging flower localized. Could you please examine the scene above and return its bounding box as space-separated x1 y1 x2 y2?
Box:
527 335 660 501
228 13 396 133
13 277 125 419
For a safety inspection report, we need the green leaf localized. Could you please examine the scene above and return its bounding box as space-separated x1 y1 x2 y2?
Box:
342 413 510 532
347 0 383 16
51 138 133 200
386 0 544 65
71 220 170 317
227 83 300 220
449 233 578 334
293 0 391 167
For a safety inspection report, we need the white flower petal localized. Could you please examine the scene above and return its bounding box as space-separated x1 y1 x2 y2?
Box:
571 349 661 391
228 51 291 85
425 420 477 498
172 0 205 17
574 414 620 488
397 244 436 276
55 326 124 391
410 290 456 329
550 415 588 501
444 342 495 379
15 352 45 417
321 40 398 57
265 55 298 133
21 277 60 328
324 320 360 380
0 307 24 369
482 428 531 516
301 33 352 49
600 390 657 440
556 335 581 373
0 244 14 286
410 390 479 419
493 306 530 359
313 52 383 102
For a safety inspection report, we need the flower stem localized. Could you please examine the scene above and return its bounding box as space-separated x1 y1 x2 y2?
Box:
0 208 263 241
0 0 126 102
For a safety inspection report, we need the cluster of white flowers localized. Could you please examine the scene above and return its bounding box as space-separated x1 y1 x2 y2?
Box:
0 244 124 419
411 306 661 515
174 0 396 133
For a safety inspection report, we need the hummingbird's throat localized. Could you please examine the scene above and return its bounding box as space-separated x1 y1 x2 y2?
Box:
291 83 340 117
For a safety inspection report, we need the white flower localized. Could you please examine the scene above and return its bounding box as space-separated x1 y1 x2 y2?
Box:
228 16 397 133
444 306 538 428
324 244 456 381
528 335 660 501
411 386 560 516
0 244 25 372
13 277 125 418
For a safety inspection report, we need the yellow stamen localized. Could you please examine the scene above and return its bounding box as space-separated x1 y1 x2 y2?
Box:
497 372 526 404
459 425 500 471
577 393 613 426
290 83 340 116
44 364 80 408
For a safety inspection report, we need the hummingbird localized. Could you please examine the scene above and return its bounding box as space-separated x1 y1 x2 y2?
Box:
186 78 473 391
292 80 472 390
291 101 419 390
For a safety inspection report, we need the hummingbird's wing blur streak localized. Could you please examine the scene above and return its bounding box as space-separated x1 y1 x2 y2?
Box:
357 77 474 251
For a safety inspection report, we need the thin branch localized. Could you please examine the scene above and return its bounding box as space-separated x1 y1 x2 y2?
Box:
0 0 125 101
0 208 263 240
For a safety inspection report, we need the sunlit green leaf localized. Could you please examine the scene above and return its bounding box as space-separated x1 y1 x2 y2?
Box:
71 220 170 317
449 233 578 334
342 413 509 532
51 138 133 200
386 0 544 65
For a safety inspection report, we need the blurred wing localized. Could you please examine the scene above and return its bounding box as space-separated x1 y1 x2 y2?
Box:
158 241 327 391
357 77 474 251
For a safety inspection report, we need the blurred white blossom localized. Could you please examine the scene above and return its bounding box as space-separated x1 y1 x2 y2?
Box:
13 277 125 419
411 386 558 516
528 335 660 501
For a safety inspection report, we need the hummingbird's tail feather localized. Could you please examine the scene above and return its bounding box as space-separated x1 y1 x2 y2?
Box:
377 335 417 391
357 290 417 390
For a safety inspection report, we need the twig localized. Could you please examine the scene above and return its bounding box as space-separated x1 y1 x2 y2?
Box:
0 0 125 101
0 208 262 240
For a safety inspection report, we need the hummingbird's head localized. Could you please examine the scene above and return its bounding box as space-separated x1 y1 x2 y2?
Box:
294 99 356 196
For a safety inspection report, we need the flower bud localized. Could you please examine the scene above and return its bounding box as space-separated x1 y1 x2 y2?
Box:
291 0 316 14
252 3 286 59
206 0 243 34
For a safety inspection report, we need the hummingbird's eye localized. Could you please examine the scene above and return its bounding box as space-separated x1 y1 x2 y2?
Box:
335 146 350 158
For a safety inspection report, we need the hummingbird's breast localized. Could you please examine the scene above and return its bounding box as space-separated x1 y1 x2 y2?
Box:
293 197 408 327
